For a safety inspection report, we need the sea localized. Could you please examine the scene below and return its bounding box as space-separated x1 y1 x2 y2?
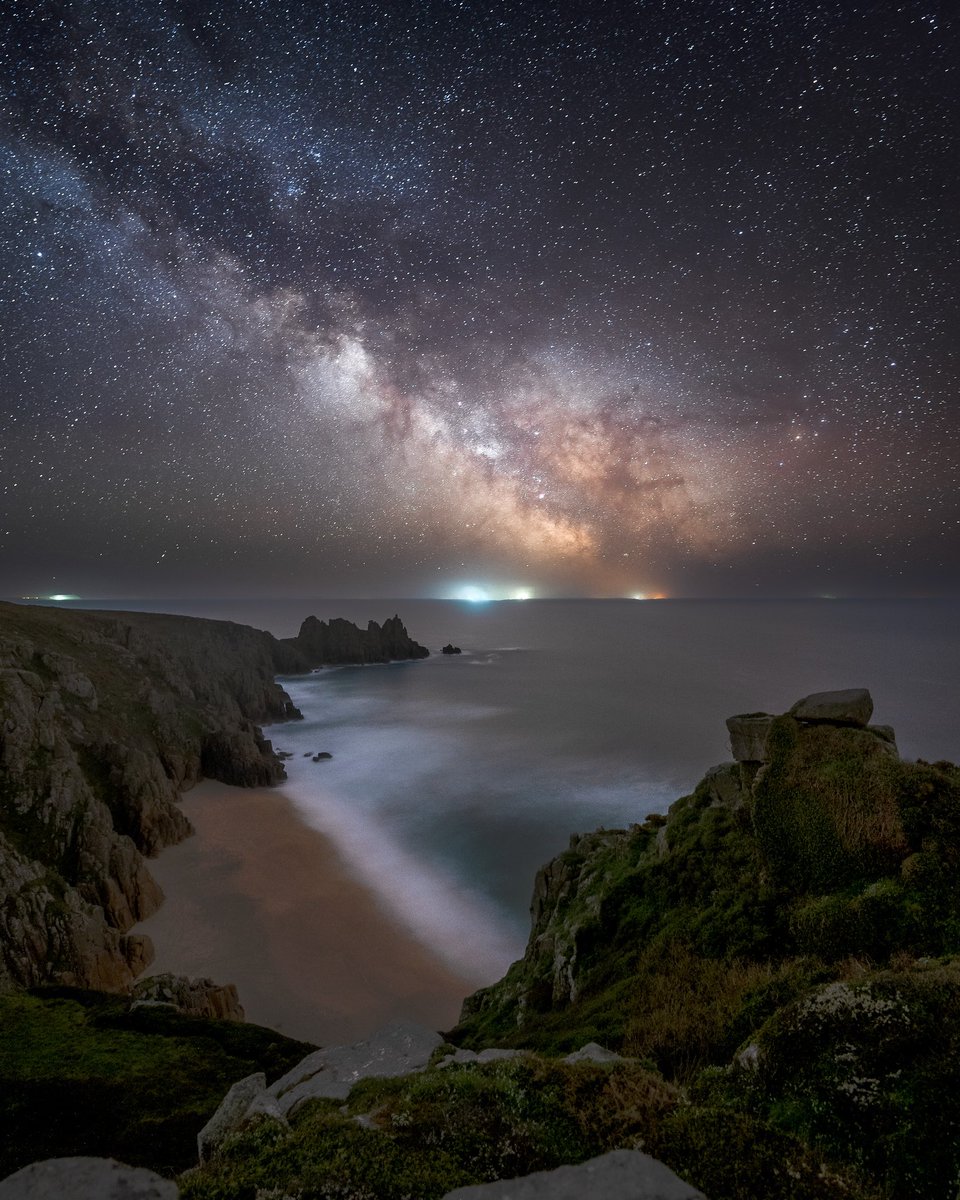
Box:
24 597 960 982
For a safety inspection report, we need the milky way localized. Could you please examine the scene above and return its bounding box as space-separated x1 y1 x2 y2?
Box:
1 1 957 598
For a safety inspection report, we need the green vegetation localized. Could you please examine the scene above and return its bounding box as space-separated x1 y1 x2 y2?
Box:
447 719 960 1198
181 1056 680 1200
3 694 960 1199
0 988 316 1179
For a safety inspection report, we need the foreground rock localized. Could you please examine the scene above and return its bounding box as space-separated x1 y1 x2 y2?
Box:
459 687 907 1025
132 973 244 1021
440 1150 706 1199
197 1020 444 1157
0 1157 177 1199
267 1019 443 1114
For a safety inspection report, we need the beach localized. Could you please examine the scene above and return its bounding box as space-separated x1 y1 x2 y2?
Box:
134 780 476 1046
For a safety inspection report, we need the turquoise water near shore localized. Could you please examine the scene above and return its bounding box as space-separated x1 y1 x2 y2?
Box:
33 596 960 981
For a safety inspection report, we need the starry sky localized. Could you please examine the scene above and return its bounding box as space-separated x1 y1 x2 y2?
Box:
1 0 957 599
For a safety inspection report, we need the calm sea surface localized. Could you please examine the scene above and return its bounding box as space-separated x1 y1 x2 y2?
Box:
28 597 960 980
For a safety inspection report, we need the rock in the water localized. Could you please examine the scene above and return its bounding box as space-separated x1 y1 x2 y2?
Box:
284 614 429 666
312 751 333 761
442 643 462 655
439 1149 707 1199
198 1072 266 1163
562 1041 622 1065
789 688 873 726
0 1157 178 1199
725 713 775 762
267 1020 442 1114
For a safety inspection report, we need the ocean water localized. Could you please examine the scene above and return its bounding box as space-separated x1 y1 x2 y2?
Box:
31 596 960 982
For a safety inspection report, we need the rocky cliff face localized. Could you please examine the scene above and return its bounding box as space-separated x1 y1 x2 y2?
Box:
451 689 960 1198
0 602 303 994
282 614 429 666
456 688 957 1043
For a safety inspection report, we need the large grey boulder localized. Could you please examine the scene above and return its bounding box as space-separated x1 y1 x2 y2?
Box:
562 1041 622 1065
725 713 775 762
0 1158 177 1199
267 1020 442 1115
197 1072 266 1163
789 688 873 726
438 1047 524 1068
440 1149 707 1198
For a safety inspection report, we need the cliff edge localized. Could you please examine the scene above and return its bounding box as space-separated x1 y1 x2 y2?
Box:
0 601 302 994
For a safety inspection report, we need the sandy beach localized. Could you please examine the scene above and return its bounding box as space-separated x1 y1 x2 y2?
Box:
133 781 477 1046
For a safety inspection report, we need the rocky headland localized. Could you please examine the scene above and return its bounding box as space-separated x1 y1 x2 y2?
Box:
0 602 427 996
282 614 429 666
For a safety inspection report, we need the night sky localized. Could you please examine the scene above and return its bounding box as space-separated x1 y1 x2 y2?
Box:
1 1 957 599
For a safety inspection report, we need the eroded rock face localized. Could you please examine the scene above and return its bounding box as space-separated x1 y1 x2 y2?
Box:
457 687 906 1043
0 602 303 993
725 713 775 763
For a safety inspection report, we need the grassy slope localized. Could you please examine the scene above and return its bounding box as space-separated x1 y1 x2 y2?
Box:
0 988 316 1179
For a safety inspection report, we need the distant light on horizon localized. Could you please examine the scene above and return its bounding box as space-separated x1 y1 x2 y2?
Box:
511 588 534 601
48 594 79 601
458 585 491 603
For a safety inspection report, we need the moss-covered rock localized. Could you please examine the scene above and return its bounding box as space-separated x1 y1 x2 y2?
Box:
0 988 316 1179
180 1055 680 1200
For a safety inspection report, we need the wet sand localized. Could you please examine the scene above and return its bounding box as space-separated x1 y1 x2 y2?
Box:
133 781 476 1046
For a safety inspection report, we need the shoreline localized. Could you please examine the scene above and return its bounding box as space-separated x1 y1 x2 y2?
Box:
133 780 476 1045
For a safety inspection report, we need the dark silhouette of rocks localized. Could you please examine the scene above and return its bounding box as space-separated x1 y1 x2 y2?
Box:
442 643 462 655
282 614 429 667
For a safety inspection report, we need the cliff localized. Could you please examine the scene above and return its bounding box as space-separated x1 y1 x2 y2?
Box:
448 688 960 1198
0 601 302 994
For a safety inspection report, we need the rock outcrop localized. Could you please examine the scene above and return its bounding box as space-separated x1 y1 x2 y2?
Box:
0 1158 178 1200
0 602 302 994
131 973 244 1021
457 688 913 1032
0 603 433 997
439 1149 707 1200
196 1020 443 1156
283 614 429 666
